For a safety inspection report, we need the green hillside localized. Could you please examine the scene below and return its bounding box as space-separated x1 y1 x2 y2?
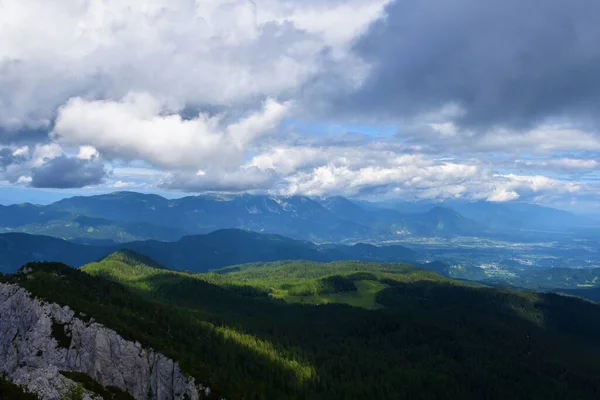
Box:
3 255 600 399
213 260 452 308
84 255 448 309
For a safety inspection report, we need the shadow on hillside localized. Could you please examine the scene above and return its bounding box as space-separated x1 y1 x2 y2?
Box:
5 264 315 399
132 271 600 399
10 263 600 399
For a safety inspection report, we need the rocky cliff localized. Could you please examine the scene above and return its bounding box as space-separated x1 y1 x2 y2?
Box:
0 283 211 400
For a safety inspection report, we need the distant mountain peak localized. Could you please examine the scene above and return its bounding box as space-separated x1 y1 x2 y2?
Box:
426 206 462 218
317 196 365 213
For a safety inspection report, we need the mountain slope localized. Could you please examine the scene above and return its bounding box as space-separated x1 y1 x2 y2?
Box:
0 203 68 228
46 192 369 242
451 201 591 231
122 229 417 272
0 233 111 273
47 191 171 223
318 197 483 237
2 192 543 243
400 206 483 236
0 230 416 273
99 249 168 269
4 260 600 399
0 214 188 244
210 259 446 308
556 286 600 302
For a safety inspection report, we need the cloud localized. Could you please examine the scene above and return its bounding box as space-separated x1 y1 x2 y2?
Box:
280 161 478 198
0 0 387 135
29 155 108 188
30 143 62 167
516 158 599 172
323 0 600 129
111 180 142 189
0 145 30 170
77 145 100 161
1 143 108 188
163 167 279 192
497 173 579 195
0 145 31 182
391 121 600 157
279 161 580 203
246 142 419 174
241 139 584 203
52 93 291 170
487 189 520 203
238 139 592 204
11 146 29 158
0 148 16 170
1 0 599 207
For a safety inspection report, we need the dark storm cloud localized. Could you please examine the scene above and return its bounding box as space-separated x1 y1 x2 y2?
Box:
0 127 53 145
0 148 16 170
331 0 600 129
30 156 108 188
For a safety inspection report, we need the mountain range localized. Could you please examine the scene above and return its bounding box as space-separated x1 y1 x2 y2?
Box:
2 194 600 399
0 229 416 274
0 191 594 244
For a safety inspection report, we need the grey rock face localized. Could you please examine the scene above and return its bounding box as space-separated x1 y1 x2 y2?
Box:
0 283 210 400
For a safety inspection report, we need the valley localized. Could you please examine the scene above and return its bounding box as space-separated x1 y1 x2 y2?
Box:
3 192 600 299
2 192 600 399
3 191 600 271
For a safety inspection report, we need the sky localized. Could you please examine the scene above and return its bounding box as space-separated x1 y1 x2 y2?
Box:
1 0 600 211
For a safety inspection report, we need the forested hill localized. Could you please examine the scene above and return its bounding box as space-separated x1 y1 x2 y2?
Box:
3 257 600 399
0 229 416 273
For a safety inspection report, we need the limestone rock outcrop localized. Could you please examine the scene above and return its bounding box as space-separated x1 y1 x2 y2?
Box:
0 283 211 400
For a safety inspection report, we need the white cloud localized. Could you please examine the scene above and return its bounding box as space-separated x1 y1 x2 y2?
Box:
1 0 598 206
246 145 420 175
11 146 30 158
0 0 387 131
238 140 591 203
31 143 63 167
498 173 580 194
52 93 291 170
280 160 480 198
16 176 32 185
112 180 142 189
516 158 599 172
487 189 520 202
77 145 100 160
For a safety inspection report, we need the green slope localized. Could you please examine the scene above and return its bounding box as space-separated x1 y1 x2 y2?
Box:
213 260 452 308
0 214 187 244
4 256 600 399
84 256 448 309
